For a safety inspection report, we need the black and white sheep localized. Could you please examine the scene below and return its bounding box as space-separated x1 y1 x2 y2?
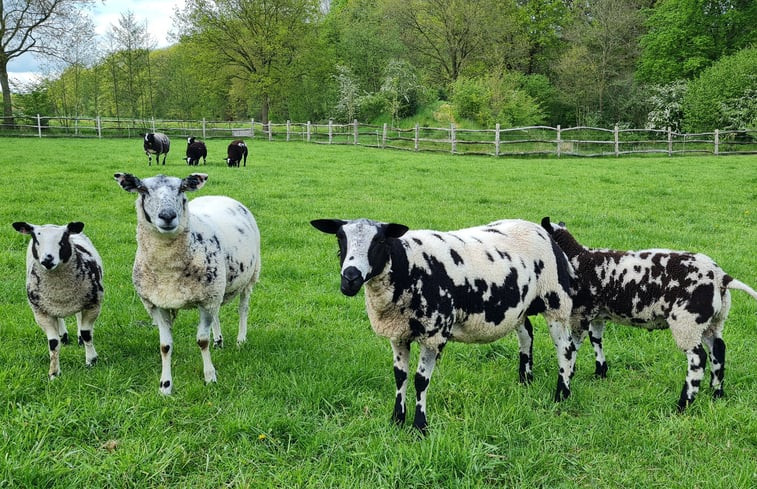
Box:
186 137 207 166
226 140 248 167
311 218 577 433
12 221 103 379
142 132 170 166
541 217 757 411
114 172 261 394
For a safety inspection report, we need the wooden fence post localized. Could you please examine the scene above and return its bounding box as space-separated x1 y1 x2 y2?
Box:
251 118 255 139
354 119 359 145
667 126 672 156
714 129 719 155
286 120 291 142
37 114 42 138
382 123 387 148
307 121 311 143
450 123 456 154
97 116 102 139
151 118 156 133
556 125 561 158
614 124 619 157
495 123 501 157
268 121 273 141
414 124 419 151
202 118 207 139
328 119 333 144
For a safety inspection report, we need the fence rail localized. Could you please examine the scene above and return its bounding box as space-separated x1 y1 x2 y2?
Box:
2 115 755 157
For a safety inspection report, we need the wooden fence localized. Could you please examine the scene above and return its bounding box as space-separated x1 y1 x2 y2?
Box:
2 115 755 157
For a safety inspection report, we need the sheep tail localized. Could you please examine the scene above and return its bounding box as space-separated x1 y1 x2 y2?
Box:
726 277 757 302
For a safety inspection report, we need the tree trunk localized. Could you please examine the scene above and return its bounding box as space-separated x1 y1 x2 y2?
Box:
0 57 15 126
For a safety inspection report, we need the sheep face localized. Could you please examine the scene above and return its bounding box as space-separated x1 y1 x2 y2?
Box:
12 221 84 271
311 218 408 296
114 173 208 234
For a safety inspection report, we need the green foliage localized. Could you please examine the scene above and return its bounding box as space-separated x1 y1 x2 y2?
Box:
0 138 755 487
682 47 757 131
380 59 424 123
645 81 688 131
638 0 757 84
451 74 545 127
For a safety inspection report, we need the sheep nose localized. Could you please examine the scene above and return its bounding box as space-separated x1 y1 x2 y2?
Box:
41 255 55 269
340 266 364 297
158 210 177 222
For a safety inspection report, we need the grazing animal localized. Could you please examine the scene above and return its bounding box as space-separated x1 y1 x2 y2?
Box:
142 132 170 166
311 218 577 433
226 139 248 167
541 217 757 411
186 137 207 166
12 221 103 379
114 172 261 394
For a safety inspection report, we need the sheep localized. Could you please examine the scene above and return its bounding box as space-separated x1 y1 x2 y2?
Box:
226 139 248 167
311 218 577 433
541 217 757 411
11 221 103 379
186 137 207 166
142 132 170 166
114 172 261 394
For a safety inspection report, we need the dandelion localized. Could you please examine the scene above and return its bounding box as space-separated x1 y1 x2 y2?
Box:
258 434 267 441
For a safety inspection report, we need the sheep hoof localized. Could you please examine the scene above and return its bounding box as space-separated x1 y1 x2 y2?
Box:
159 380 173 395
48 370 60 380
204 370 217 384
61 333 70 345
86 356 98 367
712 389 724 399
214 338 224 348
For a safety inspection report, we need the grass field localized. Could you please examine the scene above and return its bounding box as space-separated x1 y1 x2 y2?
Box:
0 137 755 488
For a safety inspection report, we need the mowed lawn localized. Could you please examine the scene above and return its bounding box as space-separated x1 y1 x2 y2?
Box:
0 137 755 488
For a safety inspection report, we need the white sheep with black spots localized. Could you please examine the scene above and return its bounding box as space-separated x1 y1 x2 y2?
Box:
114 172 261 394
311 218 577 433
12 221 103 379
541 217 757 411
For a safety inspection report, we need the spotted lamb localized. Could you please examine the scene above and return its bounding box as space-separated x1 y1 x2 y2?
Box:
114 172 261 394
311 218 577 433
12 221 103 379
541 217 757 411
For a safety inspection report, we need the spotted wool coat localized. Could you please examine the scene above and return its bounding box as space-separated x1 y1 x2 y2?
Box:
312 217 577 433
542 217 757 411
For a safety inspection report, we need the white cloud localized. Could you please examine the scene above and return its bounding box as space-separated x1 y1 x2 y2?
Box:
7 0 186 82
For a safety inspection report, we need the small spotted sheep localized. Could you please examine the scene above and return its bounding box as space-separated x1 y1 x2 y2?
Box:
12 221 103 379
311 218 577 433
115 172 261 394
541 217 757 411
226 140 248 167
186 137 207 166
142 132 170 166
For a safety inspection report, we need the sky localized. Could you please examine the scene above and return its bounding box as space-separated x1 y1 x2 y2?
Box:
8 0 186 86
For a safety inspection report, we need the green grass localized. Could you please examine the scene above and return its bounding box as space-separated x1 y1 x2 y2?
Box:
0 137 755 488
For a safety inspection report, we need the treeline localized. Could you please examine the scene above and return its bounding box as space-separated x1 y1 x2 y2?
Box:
13 0 757 132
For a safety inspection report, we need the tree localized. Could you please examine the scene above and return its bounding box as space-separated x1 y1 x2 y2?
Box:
177 0 323 123
638 0 757 84
0 0 94 120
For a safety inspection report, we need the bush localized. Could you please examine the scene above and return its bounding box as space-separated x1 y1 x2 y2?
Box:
646 81 687 131
683 47 757 131
451 74 545 127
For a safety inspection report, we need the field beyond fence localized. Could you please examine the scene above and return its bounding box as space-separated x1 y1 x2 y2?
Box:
3 114 756 157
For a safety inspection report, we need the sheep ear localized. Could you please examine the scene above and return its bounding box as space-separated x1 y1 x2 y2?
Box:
12 221 34 234
385 223 409 238
180 173 208 192
541 216 553 233
67 222 84 234
310 219 347 234
115 173 142 193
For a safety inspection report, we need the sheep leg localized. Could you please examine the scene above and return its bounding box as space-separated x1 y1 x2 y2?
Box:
588 321 607 378
702 333 726 399
76 309 99 367
413 343 440 434
57 317 70 345
197 307 218 384
34 312 62 379
390 339 411 426
211 315 223 348
677 343 707 412
515 318 534 384
548 320 576 402
236 282 254 346
152 308 175 395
